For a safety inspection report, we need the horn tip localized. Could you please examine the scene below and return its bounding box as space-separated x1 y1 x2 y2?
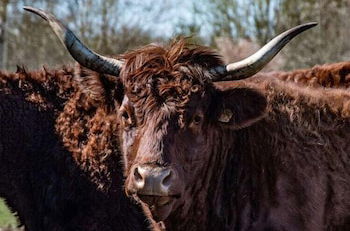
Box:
302 22 318 28
23 6 49 21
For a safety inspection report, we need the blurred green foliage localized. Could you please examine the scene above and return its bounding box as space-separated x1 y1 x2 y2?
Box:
0 199 18 228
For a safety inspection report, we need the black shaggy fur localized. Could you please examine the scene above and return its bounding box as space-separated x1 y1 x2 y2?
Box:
0 65 149 231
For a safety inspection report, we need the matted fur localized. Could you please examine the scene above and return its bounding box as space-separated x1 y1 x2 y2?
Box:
264 61 350 88
119 40 222 126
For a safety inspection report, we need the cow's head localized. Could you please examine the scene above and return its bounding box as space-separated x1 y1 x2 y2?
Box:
25 6 316 222
116 42 270 220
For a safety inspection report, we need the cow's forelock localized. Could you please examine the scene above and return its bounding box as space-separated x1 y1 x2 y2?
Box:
119 58 213 168
119 39 222 120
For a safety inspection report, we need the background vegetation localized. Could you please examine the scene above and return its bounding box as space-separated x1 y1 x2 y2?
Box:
0 0 349 229
0 199 19 229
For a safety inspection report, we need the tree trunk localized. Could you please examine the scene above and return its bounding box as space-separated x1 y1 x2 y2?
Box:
0 0 9 69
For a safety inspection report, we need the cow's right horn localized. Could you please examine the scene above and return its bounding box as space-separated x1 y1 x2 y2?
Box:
23 6 122 76
210 22 317 81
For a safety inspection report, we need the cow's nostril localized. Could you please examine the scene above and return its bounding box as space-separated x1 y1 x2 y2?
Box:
161 170 172 187
134 167 143 182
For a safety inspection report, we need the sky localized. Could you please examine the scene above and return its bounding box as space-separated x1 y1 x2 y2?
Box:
7 0 199 38
119 0 196 37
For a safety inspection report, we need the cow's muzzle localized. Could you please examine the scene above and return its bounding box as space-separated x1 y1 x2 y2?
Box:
126 165 182 221
131 165 180 196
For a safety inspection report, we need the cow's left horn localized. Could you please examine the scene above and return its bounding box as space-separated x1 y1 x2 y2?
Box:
23 6 122 76
210 22 317 81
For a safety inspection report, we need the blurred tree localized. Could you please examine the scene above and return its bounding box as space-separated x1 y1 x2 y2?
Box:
206 0 249 39
173 2 206 45
4 0 162 71
185 0 350 70
6 0 73 70
249 0 278 44
185 0 284 70
197 0 279 45
3 0 350 72
0 0 9 69
276 0 350 69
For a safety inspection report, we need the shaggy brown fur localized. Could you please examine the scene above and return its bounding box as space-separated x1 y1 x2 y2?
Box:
0 66 149 230
261 61 350 88
120 40 350 230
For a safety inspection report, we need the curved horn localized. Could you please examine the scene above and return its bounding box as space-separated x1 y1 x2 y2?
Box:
23 6 122 76
210 22 317 81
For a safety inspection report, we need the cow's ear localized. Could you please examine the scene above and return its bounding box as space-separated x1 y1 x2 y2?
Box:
75 64 123 107
213 87 267 129
74 64 106 102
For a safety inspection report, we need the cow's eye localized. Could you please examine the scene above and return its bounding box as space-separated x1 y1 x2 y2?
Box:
120 110 133 127
122 111 129 120
192 114 203 125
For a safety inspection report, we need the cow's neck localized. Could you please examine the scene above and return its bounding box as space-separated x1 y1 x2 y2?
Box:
162 79 350 230
163 129 237 230
219 79 350 230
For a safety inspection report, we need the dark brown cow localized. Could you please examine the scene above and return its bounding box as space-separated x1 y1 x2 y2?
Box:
119 45 350 230
0 65 150 230
21 7 350 231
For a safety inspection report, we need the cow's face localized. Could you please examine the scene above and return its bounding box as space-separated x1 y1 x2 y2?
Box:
118 42 267 222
